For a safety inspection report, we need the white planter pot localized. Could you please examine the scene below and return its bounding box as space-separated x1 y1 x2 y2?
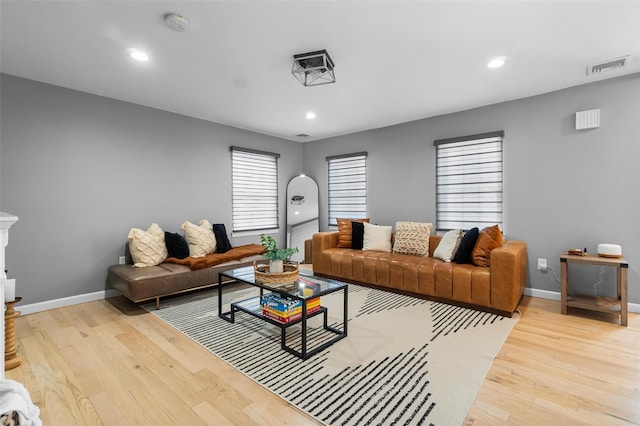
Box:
270 260 284 274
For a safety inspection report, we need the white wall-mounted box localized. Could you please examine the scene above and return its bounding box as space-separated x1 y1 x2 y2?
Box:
576 108 600 130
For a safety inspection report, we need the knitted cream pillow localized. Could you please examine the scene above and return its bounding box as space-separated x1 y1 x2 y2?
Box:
393 221 433 256
128 223 167 267
182 219 217 258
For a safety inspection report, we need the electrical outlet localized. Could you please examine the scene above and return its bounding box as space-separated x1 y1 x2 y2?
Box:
537 258 547 271
119 256 126 265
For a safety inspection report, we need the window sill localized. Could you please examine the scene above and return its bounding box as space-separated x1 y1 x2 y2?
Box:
231 229 280 238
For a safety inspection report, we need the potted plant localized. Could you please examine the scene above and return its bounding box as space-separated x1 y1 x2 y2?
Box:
260 234 299 273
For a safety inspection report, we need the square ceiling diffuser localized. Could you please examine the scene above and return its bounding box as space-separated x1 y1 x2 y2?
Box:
292 50 335 87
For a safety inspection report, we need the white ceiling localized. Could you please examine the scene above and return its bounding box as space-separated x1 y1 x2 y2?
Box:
2 1 639 142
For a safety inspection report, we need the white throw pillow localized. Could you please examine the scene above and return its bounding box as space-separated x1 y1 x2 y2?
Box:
362 222 392 252
433 229 463 262
182 219 217 257
393 221 433 256
128 223 167 267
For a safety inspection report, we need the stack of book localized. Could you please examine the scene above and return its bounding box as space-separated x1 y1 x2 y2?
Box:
261 293 321 323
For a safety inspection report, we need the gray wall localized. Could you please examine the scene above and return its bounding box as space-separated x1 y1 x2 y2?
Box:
0 74 303 304
2 72 638 306
303 73 640 303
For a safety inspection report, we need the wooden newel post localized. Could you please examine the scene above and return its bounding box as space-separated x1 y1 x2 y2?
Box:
5 297 22 370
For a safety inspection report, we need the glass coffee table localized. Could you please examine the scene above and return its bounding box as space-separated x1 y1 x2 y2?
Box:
218 266 348 360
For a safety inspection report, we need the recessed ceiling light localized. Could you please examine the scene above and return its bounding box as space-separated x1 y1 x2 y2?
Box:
487 56 506 68
128 48 149 62
305 111 316 120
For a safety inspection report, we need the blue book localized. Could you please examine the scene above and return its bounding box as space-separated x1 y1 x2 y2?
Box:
261 294 301 313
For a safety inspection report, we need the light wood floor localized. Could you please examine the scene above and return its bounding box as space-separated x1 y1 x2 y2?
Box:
5 295 639 425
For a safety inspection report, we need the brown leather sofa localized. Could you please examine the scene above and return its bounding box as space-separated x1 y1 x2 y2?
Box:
107 244 263 309
312 232 527 316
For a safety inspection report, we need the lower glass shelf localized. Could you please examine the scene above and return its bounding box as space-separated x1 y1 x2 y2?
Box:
231 295 325 328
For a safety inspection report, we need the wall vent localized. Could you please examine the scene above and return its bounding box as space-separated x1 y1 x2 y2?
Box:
587 55 629 76
576 109 600 130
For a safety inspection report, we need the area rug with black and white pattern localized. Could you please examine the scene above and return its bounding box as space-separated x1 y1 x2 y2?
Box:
143 282 517 426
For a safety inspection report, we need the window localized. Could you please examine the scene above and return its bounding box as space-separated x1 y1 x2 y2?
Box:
434 131 503 231
231 147 280 233
327 152 367 226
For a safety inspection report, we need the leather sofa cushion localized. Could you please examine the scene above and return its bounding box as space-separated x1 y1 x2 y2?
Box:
472 225 503 267
337 218 369 248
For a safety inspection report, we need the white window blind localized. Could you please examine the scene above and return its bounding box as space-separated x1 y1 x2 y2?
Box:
231 147 280 233
327 152 367 226
435 131 503 231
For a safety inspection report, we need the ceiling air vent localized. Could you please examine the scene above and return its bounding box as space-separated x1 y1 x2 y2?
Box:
296 133 311 138
587 55 629 76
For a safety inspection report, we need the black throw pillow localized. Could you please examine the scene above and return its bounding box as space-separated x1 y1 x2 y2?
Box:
452 227 479 264
212 223 233 253
165 232 189 259
351 221 365 250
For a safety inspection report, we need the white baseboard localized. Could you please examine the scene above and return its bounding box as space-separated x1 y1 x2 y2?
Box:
523 287 561 301
18 289 121 315
16 287 640 315
523 288 640 313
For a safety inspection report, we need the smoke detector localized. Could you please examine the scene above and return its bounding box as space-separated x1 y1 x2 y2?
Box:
587 55 629 76
165 13 190 32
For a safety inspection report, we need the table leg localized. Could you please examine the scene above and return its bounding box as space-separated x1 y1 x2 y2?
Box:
560 259 568 315
301 299 308 359
218 274 222 317
218 274 234 323
281 327 287 351
343 286 348 336
620 265 628 327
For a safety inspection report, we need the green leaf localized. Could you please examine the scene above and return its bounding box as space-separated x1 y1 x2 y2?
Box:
260 234 299 260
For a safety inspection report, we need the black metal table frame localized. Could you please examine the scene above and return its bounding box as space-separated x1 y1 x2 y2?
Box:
218 270 348 360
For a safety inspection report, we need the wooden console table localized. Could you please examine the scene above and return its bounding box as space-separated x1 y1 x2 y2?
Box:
560 253 629 326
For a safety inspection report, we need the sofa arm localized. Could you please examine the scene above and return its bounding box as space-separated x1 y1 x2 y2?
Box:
312 232 339 274
489 240 527 314
304 239 313 264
